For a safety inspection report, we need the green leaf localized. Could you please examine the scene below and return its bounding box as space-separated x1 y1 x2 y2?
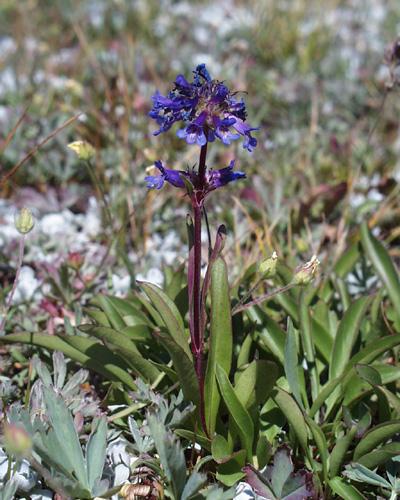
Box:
216 364 254 460
357 442 400 469
329 426 357 478
305 416 328 481
181 471 207 500
355 364 382 386
96 295 126 330
309 377 341 418
174 429 211 452
274 295 332 362
156 330 199 409
147 414 186 499
328 477 366 500
353 420 400 461
330 296 371 380
272 388 308 453
234 360 278 410
43 387 89 489
346 334 400 368
212 434 232 462
0 332 137 390
86 417 107 491
249 307 285 364
205 257 233 436
140 282 190 357
216 449 246 487
79 325 159 382
344 463 392 488
61 335 137 389
284 318 303 408
361 222 400 320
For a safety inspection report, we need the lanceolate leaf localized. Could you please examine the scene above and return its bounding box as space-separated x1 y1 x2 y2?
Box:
140 282 191 357
216 364 254 460
330 296 371 380
42 387 89 489
361 222 400 320
328 477 366 500
249 306 285 364
0 332 137 389
234 360 278 409
284 318 303 409
272 388 308 453
353 420 400 461
79 325 160 382
155 330 200 409
305 416 328 481
205 257 233 436
86 417 107 491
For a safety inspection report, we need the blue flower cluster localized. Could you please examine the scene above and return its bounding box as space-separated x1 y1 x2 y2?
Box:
146 160 246 192
149 64 258 152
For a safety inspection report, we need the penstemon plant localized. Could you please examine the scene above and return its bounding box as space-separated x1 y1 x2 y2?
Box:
146 63 258 434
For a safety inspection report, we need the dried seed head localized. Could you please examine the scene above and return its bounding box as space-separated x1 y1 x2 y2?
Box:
259 251 278 278
14 207 35 234
292 255 320 286
68 140 95 160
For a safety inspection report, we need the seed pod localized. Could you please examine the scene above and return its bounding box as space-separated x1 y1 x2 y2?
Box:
14 207 35 234
259 251 278 278
292 255 320 286
68 140 95 160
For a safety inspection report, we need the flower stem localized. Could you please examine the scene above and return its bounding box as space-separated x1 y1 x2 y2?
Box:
189 143 208 435
0 235 25 334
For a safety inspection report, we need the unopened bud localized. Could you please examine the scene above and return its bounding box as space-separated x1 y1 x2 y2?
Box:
3 422 32 457
14 207 35 234
259 251 278 278
67 251 84 270
292 255 320 286
68 140 95 160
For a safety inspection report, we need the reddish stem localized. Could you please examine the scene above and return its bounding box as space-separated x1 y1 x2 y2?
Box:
189 143 209 436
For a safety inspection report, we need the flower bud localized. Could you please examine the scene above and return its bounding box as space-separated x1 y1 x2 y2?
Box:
259 251 278 278
67 251 84 270
3 422 32 457
292 255 320 286
14 207 35 234
68 140 95 160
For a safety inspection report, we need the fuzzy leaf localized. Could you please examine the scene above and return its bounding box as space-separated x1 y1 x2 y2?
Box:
86 417 107 492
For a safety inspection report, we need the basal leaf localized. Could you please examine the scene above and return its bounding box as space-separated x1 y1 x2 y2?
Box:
216 364 254 460
205 257 233 436
330 296 371 380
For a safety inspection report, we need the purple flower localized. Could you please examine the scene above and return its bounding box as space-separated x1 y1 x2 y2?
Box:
149 64 258 151
145 160 187 190
207 160 246 191
146 159 245 194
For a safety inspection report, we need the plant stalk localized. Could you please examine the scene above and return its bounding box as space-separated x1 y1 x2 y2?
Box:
0 235 25 334
189 143 208 435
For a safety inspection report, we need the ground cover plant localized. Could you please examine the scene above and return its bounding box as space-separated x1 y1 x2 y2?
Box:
1 0 400 498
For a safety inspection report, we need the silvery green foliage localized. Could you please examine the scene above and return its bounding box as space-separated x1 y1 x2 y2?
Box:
132 379 195 428
0 447 37 497
345 461 400 496
243 448 315 500
7 387 109 499
30 351 98 418
126 385 232 499
146 412 207 500
103 439 133 500
0 475 18 500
